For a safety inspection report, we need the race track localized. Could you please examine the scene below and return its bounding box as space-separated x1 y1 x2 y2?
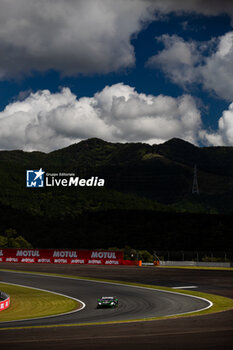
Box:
0 270 209 328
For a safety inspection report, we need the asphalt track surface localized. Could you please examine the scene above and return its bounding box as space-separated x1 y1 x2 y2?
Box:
0 270 209 327
0 264 233 350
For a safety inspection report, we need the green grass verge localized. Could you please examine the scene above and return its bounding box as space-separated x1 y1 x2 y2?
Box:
0 268 233 329
0 282 80 322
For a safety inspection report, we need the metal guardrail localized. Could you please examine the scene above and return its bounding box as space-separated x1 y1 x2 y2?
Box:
154 251 233 263
141 261 232 267
159 261 232 268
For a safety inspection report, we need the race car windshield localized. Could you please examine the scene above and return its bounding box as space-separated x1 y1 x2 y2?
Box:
101 297 114 300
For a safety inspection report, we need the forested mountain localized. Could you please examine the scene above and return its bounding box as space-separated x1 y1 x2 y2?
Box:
0 138 233 250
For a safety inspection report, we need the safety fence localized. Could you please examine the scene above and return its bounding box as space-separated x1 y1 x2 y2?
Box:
0 292 10 311
155 251 233 263
159 261 232 268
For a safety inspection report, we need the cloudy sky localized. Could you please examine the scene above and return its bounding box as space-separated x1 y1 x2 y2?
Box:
0 0 233 152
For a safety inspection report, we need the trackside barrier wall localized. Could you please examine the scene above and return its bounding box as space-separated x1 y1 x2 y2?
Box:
0 249 140 266
0 292 10 311
159 261 232 268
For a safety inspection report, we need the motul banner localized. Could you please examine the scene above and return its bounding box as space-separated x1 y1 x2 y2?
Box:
0 249 134 265
0 295 10 311
0 249 123 259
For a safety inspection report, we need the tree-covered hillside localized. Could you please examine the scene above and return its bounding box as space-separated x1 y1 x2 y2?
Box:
1 138 233 250
1 137 233 215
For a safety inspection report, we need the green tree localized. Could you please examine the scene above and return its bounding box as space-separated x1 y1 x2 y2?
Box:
12 236 33 248
1 229 32 248
5 228 17 248
0 235 7 247
138 250 154 262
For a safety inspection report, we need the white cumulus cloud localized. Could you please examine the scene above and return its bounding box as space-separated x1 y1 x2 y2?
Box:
0 0 233 79
146 32 233 101
201 102 233 146
0 84 202 152
0 0 155 78
146 35 201 86
201 32 233 101
150 0 233 21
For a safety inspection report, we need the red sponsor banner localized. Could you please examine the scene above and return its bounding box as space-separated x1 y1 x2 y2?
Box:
0 296 10 311
0 249 123 260
0 249 140 265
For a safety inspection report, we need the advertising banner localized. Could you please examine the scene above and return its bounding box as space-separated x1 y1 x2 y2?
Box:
0 295 10 311
0 249 135 265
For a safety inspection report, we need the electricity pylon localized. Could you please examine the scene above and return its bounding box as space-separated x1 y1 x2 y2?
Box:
192 164 199 195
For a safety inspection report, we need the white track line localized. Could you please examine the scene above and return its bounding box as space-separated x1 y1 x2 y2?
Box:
0 281 85 324
0 270 213 321
172 286 198 289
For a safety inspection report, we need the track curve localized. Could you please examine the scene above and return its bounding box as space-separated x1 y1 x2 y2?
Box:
0 270 210 328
